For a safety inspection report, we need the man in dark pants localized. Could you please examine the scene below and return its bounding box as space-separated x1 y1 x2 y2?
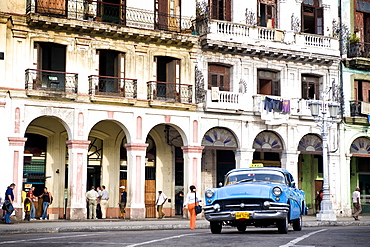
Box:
3 183 16 224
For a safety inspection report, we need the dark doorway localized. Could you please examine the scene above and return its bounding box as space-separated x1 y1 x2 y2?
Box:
216 150 235 185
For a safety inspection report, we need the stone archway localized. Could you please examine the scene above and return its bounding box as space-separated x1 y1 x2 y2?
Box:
252 130 283 167
350 137 370 213
202 127 238 188
298 134 323 214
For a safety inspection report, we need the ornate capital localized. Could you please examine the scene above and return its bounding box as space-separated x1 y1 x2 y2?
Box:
8 137 27 146
181 146 204 154
125 143 149 152
66 140 90 149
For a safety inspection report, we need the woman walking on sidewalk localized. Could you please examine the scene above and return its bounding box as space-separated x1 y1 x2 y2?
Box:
184 185 200 229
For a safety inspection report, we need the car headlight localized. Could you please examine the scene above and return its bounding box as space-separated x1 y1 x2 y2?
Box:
205 189 215 198
272 186 282 196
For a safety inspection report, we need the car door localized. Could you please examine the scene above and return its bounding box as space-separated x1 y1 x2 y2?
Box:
286 172 302 220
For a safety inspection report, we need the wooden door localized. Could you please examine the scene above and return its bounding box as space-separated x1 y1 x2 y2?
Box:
37 0 66 15
145 180 156 218
156 0 168 30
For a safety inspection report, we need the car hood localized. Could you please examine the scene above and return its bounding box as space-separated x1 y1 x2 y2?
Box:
216 183 280 200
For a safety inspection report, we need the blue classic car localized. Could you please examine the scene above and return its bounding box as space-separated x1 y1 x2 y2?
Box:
203 167 306 234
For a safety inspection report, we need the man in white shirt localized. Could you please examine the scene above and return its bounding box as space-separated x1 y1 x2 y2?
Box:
156 189 167 219
352 186 362 220
99 185 109 219
86 186 99 219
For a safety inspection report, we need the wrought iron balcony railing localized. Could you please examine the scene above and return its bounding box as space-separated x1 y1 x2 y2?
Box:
25 69 78 93
349 100 370 117
147 81 192 103
89 75 137 98
347 41 370 58
26 0 193 32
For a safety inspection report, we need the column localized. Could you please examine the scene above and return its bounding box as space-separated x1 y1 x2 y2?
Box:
125 143 148 220
8 137 27 219
181 146 204 196
281 150 300 183
66 140 90 220
235 148 255 168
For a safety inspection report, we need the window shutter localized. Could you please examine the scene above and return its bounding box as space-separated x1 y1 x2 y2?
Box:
225 0 231 21
153 57 157 81
95 50 100 75
33 43 40 69
119 53 125 78
316 8 323 35
272 80 280 96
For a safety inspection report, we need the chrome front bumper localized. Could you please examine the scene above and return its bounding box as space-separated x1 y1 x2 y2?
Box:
205 210 288 222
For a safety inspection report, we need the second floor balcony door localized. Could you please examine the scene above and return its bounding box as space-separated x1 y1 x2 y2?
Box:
209 0 231 21
155 0 180 31
96 50 124 94
258 0 277 28
302 0 323 35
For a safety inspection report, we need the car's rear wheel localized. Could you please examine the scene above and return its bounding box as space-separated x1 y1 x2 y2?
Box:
292 215 302 231
236 223 246 232
210 221 222 234
277 216 289 234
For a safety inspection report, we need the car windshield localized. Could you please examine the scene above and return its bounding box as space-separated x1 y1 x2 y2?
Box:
225 170 286 185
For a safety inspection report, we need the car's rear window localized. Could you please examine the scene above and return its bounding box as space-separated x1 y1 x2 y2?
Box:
225 170 286 185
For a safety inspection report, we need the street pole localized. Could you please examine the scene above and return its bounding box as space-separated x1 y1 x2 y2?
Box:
316 108 337 221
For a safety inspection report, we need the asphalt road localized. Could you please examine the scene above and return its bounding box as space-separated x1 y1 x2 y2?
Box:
0 226 369 247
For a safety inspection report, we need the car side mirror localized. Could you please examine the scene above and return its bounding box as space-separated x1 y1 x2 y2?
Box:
292 182 296 188
218 182 223 187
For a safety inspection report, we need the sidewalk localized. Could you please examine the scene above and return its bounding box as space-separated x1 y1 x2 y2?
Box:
0 215 369 234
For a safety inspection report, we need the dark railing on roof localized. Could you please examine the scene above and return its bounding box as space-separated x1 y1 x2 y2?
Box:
347 41 370 58
89 75 137 98
25 69 78 93
26 0 192 32
147 81 192 103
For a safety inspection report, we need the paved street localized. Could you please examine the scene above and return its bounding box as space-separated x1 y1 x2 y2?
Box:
0 226 369 247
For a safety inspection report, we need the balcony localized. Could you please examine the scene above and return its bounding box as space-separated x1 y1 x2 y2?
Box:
147 81 192 104
26 0 193 33
204 89 248 112
345 42 370 70
198 19 339 60
345 100 370 125
89 75 137 98
25 69 78 95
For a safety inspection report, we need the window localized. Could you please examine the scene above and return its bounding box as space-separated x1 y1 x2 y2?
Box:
96 50 124 93
209 0 231 21
302 0 323 35
257 69 280 96
208 64 230 91
154 56 180 100
302 75 320 100
258 0 277 28
354 80 370 102
355 0 370 43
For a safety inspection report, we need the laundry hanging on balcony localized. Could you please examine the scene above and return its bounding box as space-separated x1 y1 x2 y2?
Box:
263 96 290 113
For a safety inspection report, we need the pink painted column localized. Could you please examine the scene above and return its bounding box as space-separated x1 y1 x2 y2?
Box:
125 143 148 220
8 137 27 219
181 146 204 195
66 140 90 220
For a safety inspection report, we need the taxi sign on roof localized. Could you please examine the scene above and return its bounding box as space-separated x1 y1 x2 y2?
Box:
250 163 263 167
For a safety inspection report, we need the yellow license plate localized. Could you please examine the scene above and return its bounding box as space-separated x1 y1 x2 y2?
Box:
235 212 250 219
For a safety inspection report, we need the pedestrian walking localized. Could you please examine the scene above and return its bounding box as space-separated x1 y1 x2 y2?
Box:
39 187 53 220
183 185 201 229
99 185 109 219
352 186 362 220
27 186 36 220
119 186 127 219
156 189 167 219
2 183 16 224
86 186 99 219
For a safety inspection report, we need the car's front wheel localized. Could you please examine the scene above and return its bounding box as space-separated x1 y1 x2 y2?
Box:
277 216 289 234
292 215 302 231
210 221 222 234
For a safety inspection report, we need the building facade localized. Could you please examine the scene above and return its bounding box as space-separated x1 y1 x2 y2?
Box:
341 0 370 214
0 0 353 220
